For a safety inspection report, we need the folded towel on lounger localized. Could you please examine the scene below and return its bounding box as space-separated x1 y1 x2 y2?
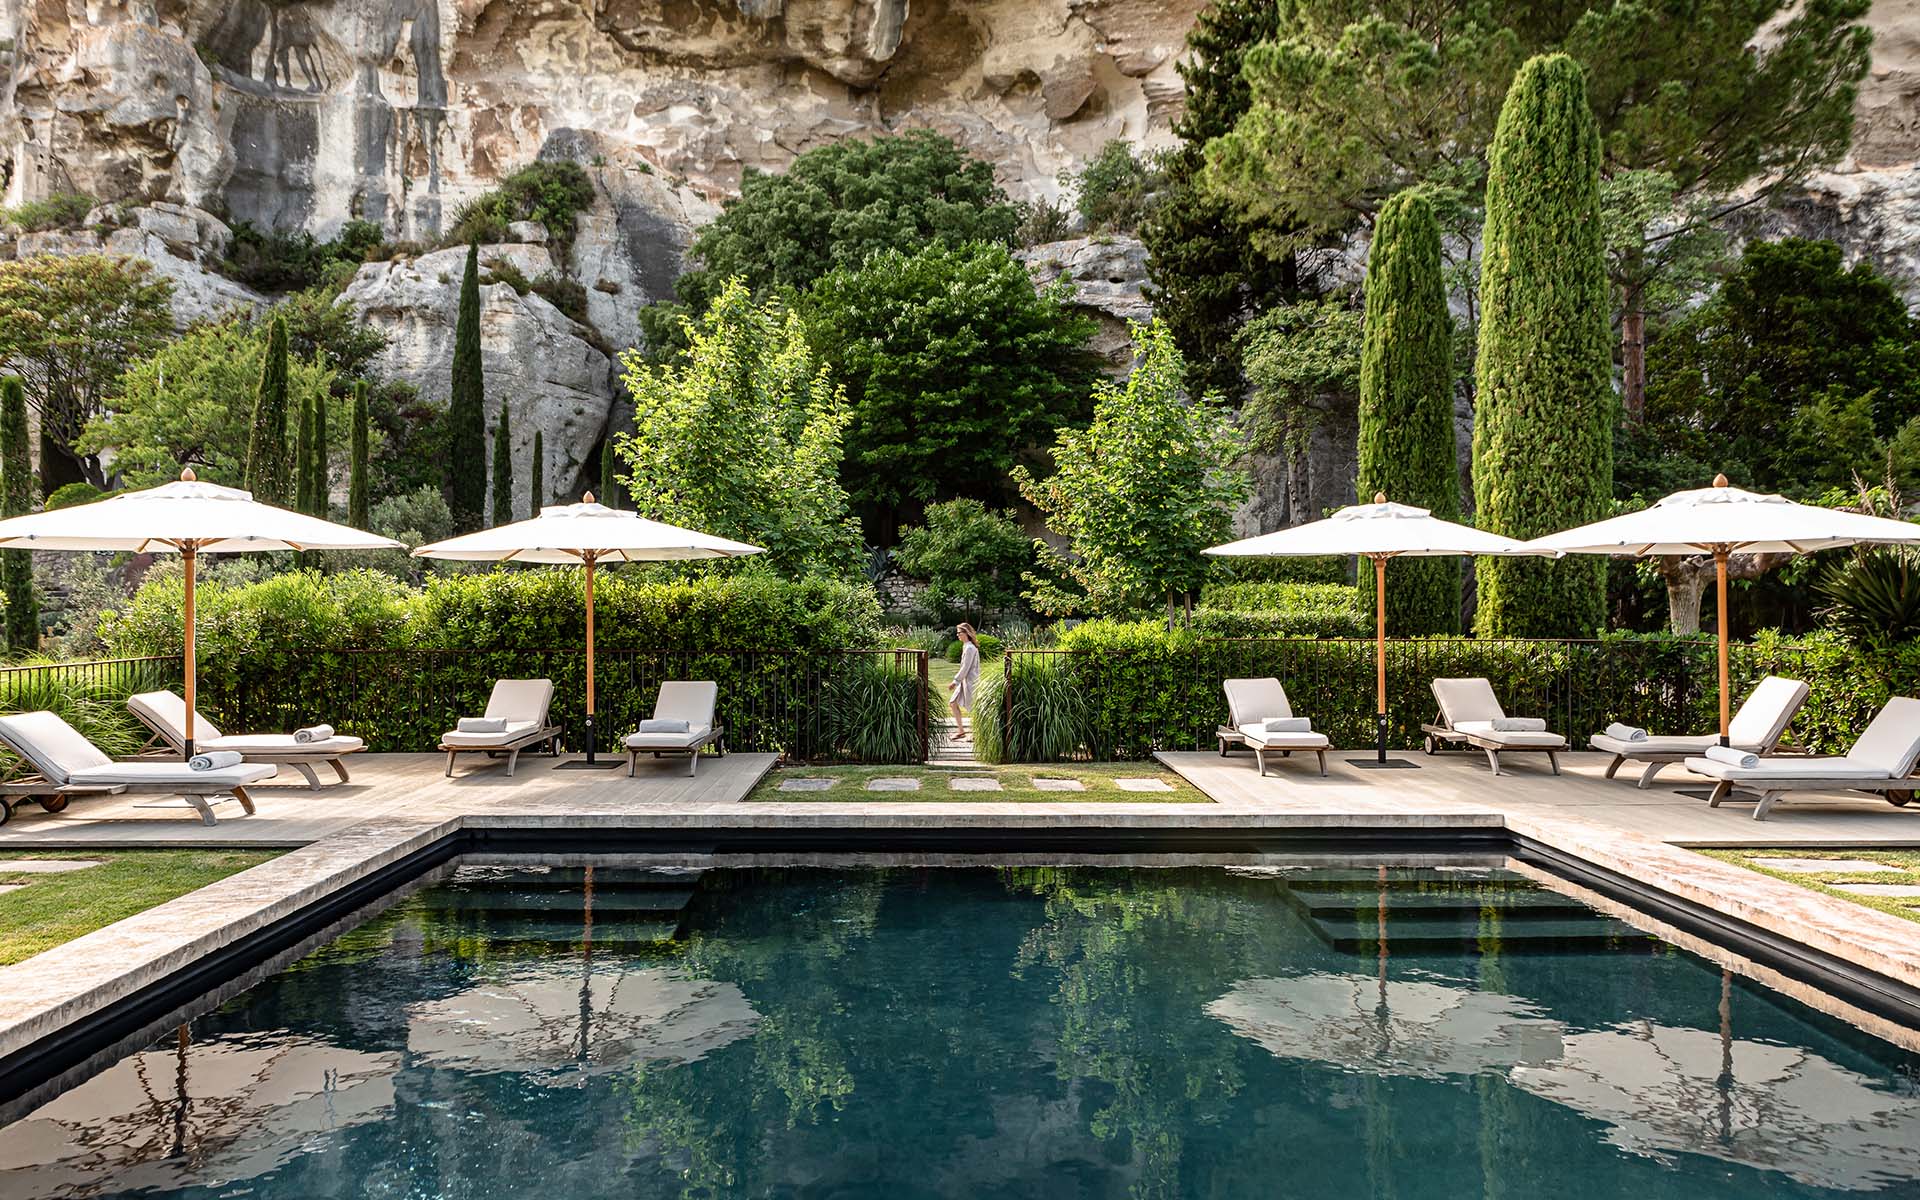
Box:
1262 717 1312 733
1604 722 1648 742
189 750 244 771
457 716 509 734
1491 717 1547 732
293 724 334 744
1704 744 1759 769
638 718 692 734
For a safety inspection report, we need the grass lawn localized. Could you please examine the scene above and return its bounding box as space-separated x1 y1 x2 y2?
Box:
750 762 1202 802
1699 848 1920 925
0 849 283 966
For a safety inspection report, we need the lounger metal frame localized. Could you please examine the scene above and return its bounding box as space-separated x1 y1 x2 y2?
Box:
1419 715 1562 777
1705 776 1916 822
440 725 563 778
0 776 253 827
627 727 726 778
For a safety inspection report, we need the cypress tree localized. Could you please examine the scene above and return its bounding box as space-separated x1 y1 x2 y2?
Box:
310 385 328 515
244 314 292 504
0 376 37 652
446 241 487 531
530 429 544 513
348 380 370 529
492 398 514 526
1472 54 1613 638
1357 190 1460 634
293 391 315 515
599 440 618 509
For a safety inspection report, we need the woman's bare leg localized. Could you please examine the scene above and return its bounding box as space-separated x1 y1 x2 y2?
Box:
948 698 968 739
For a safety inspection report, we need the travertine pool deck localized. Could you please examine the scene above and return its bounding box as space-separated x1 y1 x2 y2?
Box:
2 747 1918 1073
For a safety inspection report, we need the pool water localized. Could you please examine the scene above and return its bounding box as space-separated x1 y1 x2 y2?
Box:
3 863 1919 1199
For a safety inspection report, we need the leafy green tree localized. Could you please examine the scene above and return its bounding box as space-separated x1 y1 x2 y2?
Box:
348 381 370 529
1016 321 1249 620
1238 296 1363 517
646 130 1021 357
0 253 173 492
0 376 37 651
447 242 486 531
1472 55 1613 638
1202 0 1871 401
892 499 1035 624
1357 190 1460 633
1069 140 1164 234
529 429 544 513
1632 238 1920 498
1139 0 1296 399
616 280 863 579
802 241 1100 537
491 399 514 526
244 314 295 504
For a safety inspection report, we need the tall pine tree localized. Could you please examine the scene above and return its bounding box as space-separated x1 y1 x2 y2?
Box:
1473 55 1613 637
310 384 328 515
244 314 292 504
446 241 487 531
294 391 315 514
0 376 37 652
492 399 513 526
348 380 369 529
530 430 544 514
1357 190 1460 634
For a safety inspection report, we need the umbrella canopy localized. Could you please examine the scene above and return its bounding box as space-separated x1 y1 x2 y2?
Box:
1529 476 1920 738
0 470 402 757
412 497 762 765
1206 496 1553 764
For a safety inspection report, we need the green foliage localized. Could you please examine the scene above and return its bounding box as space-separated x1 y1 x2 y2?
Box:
1211 554 1346 585
1239 297 1362 458
447 243 486 531
615 279 863 579
222 219 384 294
491 399 513 526
1140 0 1298 399
364 485 459 584
598 442 618 509
1633 239 1920 498
0 657 166 777
80 315 338 490
244 314 294 504
348 381 369 529
669 131 1020 315
944 634 1003 662
1472 55 1612 638
445 161 595 257
1357 189 1461 634
801 241 1100 533
892 499 1034 624
0 253 173 491
1193 581 1368 638
43 482 104 510
1018 322 1248 618
1013 198 1073 247
1 193 93 233
0 377 35 652
1069 141 1165 234
821 659 922 763
972 656 1091 764
1817 548 1920 648
529 428 544 512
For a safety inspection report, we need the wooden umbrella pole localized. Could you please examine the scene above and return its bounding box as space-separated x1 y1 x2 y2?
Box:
1715 546 1731 743
584 553 597 762
1374 554 1388 763
183 542 197 760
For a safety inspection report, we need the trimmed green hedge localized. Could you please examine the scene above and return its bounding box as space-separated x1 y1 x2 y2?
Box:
1192 582 1368 639
989 621 1910 761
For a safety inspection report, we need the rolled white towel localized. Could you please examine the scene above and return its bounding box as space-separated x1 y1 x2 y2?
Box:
189 750 245 771
1603 722 1648 743
457 716 509 734
293 724 334 744
1262 717 1312 733
638 718 691 734
1704 744 1759 770
1491 716 1547 732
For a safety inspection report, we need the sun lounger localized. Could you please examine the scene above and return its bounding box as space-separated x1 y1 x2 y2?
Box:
1423 677 1567 776
1588 675 1808 789
128 690 366 790
440 679 562 778
1223 678 1330 777
0 710 275 826
1684 696 1920 821
624 681 725 778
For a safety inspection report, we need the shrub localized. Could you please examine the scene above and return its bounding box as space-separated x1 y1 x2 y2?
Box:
1067 140 1164 234
892 499 1033 624
2 193 93 233
44 482 105 510
821 658 922 762
445 161 595 256
223 219 384 294
944 634 1003 662
974 655 1090 763
1817 549 1920 648
1014 198 1073 246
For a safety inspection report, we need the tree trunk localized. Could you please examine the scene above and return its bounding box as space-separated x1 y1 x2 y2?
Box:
1653 551 1792 635
38 429 87 496
1663 565 1709 634
1621 282 1646 424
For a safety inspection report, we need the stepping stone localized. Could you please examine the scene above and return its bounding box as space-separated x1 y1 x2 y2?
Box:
1032 778 1086 792
777 778 837 793
1829 883 1920 898
1115 777 1174 793
949 776 1002 792
865 777 921 792
1752 856 1897 874
0 883 24 895
0 859 102 875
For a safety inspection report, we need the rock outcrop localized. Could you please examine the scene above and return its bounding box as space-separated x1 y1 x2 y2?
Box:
1018 235 1154 373
5 201 265 325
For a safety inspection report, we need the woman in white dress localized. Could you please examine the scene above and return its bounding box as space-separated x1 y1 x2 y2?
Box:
948 622 981 740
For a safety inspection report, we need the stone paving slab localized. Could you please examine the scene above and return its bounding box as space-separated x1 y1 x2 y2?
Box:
0 884 23 896
1752 857 1899 874
949 777 1002 792
1116 778 1174 793
0 859 103 874
865 778 921 792
777 778 837 792
1032 778 1086 792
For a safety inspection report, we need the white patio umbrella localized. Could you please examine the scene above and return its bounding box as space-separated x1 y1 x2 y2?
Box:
411 495 761 767
1529 475 1920 742
0 469 402 757
1206 494 1554 766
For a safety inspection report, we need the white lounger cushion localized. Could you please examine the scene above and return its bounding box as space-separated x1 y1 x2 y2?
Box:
626 682 718 749
443 680 555 746
0 710 273 787
1590 732 1722 756
625 723 714 750
1685 697 1920 784
1236 723 1331 749
1452 720 1567 748
1432 679 1566 748
1225 678 1297 725
128 691 365 757
69 761 275 788
1682 756 1892 782
1590 676 1809 759
441 720 546 747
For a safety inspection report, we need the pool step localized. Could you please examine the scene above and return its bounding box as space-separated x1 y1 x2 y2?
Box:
1310 914 1653 955
419 863 708 946
418 915 687 951
1284 886 1591 918
1273 874 1649 955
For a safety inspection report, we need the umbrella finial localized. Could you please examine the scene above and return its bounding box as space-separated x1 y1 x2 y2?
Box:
1712 473 1728 488
583 491 595 504
180 467 196 482
1373 491 1386 504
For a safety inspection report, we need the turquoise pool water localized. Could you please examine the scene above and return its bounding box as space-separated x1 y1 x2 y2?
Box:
2 863 1918 1199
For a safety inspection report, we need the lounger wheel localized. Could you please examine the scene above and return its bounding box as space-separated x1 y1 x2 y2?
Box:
1422 736 1437 755
1888 790 1913 807
0 800 10 826
35 794 69 813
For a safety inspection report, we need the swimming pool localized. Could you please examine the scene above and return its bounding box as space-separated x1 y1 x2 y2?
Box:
2 861 1917 1199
